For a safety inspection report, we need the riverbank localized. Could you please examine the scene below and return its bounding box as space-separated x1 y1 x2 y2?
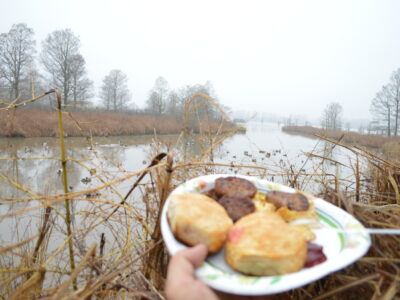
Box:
0 109 245 137
282 125 400 149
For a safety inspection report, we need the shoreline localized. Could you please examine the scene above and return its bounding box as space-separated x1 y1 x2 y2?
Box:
281 125 400 149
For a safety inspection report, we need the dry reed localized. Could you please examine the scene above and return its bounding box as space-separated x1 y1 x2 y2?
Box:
0 109 242 138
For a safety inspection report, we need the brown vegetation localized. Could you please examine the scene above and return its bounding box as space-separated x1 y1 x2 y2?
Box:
1 121 400 299
0 94 399 299
282 125 400 149
0 108 243 138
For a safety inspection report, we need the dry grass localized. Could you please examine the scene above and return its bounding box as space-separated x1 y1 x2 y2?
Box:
0 93 399 299
381 142 400 163
0 109 242 138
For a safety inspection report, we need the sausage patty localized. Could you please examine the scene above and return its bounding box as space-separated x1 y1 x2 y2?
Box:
205 188 220 201
217 195 256 222
215 177 257 198
266 191 309 211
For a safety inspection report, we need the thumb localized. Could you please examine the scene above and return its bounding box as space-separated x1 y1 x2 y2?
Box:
179 244 208 268
167 244 208 279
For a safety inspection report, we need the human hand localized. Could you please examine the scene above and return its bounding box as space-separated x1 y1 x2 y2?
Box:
165 245 285 300
165 244 219 300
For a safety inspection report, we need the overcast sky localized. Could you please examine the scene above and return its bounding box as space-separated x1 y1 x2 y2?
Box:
1 0 400 122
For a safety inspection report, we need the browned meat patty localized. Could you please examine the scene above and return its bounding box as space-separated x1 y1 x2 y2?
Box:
218 194 256 222
205 188 220 201
266 191 309 211
215 177 257 198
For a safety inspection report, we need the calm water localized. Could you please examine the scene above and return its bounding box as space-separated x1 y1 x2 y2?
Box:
0 122 355 243
0 122 354 199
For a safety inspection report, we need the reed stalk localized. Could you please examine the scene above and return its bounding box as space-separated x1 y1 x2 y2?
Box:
47 89 76 289
144 154 174 288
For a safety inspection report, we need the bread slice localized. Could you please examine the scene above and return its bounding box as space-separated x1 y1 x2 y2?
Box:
225 212 307 276
167 193 233 253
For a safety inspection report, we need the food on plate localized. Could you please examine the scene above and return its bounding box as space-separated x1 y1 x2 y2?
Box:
266 191 309 211
275 205 318 222
167 176 326 276
265 190 318 222
206 177 258 222
205 188 220 201
215 176 257 198
305 243 327 267
225 212 307 276
217 194 256 222
252 191 276 213
167 193 233 253
292 224 316 241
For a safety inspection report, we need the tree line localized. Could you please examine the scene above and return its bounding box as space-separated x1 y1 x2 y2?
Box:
370 68 400 136
0 23 224 118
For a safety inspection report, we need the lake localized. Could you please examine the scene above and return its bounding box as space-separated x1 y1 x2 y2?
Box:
0 121 355 198
0 122 355 244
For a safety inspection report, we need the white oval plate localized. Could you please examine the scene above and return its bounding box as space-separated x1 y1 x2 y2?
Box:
161 174 371 295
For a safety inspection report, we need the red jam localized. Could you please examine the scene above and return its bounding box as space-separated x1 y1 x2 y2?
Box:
305 242 327 268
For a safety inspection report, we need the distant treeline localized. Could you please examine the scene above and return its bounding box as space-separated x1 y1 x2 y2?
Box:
0 24 230 119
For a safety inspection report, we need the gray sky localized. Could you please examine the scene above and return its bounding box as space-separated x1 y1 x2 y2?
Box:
1 0 400 122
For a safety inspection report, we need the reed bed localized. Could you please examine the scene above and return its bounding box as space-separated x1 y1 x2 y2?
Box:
0 108 242 138
0 93 399 299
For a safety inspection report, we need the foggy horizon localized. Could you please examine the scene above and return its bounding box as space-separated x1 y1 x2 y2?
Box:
1 0 400 125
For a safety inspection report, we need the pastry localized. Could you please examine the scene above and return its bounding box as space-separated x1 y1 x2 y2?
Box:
225 212 307 276
167 193 233 253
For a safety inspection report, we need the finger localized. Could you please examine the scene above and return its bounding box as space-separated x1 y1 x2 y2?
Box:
167 244 208 280
179 244 208 268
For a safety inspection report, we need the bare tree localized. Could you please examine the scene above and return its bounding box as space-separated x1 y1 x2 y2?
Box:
321 102 343 130
179 81 220 119
389 68 400 136
0 23 36 101
41 29 84 106
146 76 169 114
99 69 131 112
70 54 93 108
166 90 182 116
370 85 393 136
370 68 400 136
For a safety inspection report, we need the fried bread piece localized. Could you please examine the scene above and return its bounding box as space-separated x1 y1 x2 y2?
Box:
225 212 307 276
167 193 233 253
292 224 316 241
